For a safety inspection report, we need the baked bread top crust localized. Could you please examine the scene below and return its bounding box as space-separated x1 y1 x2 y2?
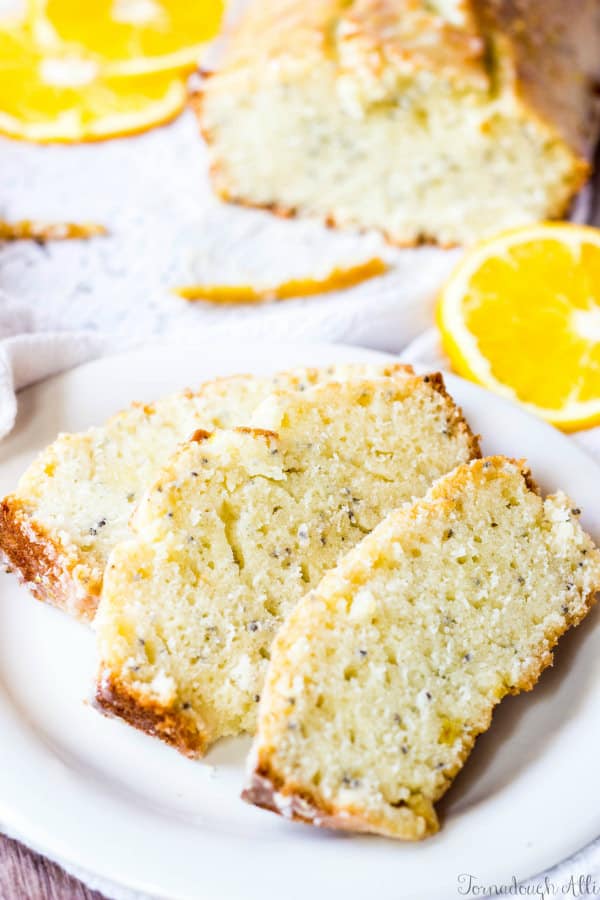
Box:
207 0 600 158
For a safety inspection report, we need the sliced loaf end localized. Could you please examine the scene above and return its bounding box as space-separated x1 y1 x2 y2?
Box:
244 457 600 838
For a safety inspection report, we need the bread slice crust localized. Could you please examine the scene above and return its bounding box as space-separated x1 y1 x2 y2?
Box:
95 671 208 757
242 767 399 836
0 496 100 619
243 457 600 839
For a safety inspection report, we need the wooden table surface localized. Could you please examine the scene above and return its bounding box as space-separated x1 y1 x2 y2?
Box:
0 834 107 900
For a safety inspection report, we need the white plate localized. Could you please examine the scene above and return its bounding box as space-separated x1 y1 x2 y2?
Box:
1 340 599 900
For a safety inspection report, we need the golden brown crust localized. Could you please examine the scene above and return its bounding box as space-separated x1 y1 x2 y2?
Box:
190 428 213 443
201 0 489 89
0 496 98 621
234 426 279 441
424 372 482 460
424 456 533 504
243 754 438 838
204 0 599 154
94 672 209 759
337 0 489 94
242 767 394 835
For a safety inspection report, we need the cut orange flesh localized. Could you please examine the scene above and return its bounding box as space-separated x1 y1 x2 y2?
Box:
437 224 600 431
28 0 225 75
0 24 187 142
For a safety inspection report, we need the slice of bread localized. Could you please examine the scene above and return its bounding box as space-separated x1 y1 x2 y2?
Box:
243 457 600 839
0 362 410 620
95 374 479 756
198 0 600 246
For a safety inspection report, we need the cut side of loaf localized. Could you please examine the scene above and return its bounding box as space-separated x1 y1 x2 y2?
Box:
95 374 479 756
0 362 410 620
244 457 600 839
199 0 600 246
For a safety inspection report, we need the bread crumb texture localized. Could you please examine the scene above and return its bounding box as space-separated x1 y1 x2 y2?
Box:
95 374 478 754
0 362 410 619
199 0 600 245
244 457 600 839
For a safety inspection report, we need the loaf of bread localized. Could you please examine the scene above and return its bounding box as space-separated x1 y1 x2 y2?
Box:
198 0 600 246
244 457 600 839
95 374 479 756
0 362 409 620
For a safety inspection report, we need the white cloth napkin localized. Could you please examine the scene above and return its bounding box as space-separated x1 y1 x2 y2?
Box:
0 293 114 438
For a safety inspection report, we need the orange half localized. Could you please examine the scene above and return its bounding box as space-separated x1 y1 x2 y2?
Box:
437 223 600 431
0 25 187 143
28 0 225 75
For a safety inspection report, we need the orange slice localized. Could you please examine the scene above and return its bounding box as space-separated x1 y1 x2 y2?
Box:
28 0 225 75
0 25 187 142
437 224 600 431
0 220 107 240
175 259 389 304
